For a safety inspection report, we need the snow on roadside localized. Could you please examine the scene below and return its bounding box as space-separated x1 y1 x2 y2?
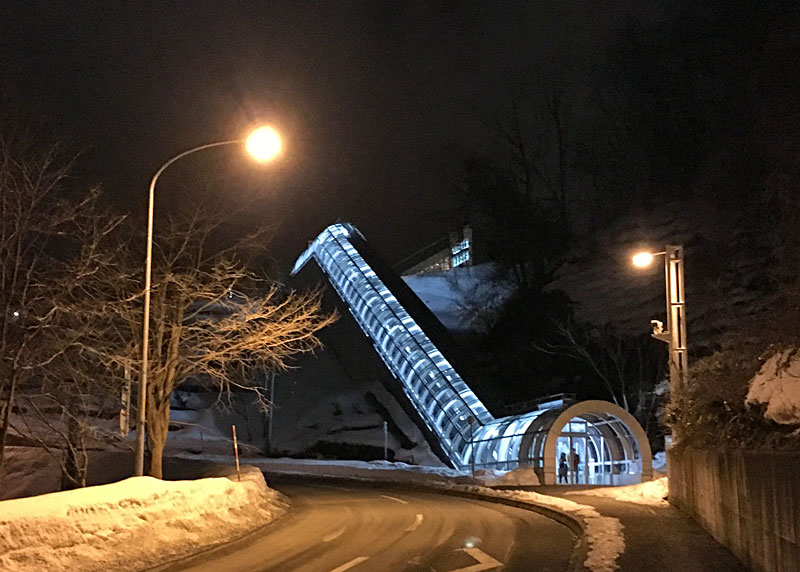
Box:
0 468 287 572
746 349 800 425
567 477 669 507
454 485 624 572
478 465 540 487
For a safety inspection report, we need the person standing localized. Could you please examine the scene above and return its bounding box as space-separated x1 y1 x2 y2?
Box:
569 447 581 484
558 452 568 483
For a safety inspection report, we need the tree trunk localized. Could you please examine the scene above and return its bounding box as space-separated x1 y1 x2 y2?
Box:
147 393 170 479
0 374 19 475
61 415 88 490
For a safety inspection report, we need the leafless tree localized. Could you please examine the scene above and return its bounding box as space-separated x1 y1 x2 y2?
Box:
0 127 124 483
535 318 665 431
72 210 336 478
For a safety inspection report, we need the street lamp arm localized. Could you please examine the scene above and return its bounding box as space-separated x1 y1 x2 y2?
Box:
149 140 240 194
135 138 238 477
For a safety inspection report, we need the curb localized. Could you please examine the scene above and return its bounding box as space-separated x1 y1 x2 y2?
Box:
263 470 590 572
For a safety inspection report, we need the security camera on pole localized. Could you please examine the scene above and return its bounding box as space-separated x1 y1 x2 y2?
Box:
632 245 688 439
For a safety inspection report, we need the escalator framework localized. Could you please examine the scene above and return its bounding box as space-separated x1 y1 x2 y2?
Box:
292 223 550 470
293 223 650 484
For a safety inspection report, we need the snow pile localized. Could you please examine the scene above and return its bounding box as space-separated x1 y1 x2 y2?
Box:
0 468 287 572
746 349 800 425
478 465 541 487
568 477 669 507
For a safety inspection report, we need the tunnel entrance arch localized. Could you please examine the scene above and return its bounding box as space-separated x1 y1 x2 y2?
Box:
521 400 652 485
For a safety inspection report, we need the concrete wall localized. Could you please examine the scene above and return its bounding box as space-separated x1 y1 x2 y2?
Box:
668 447 800 572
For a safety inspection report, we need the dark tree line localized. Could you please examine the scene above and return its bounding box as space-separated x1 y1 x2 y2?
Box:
448 1 800 439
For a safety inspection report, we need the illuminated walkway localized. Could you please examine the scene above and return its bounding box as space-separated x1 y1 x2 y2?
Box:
293 223 652 484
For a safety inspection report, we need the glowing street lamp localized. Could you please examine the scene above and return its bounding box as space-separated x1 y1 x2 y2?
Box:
631 251 655 268
245 125 282 162
631 246 689 400
134 125 282 477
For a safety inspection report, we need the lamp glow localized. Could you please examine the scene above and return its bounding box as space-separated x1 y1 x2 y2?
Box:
632 252 654 268
245 126 282 162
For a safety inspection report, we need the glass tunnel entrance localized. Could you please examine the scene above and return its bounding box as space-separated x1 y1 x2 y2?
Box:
293 224 652 485
553 411 644 486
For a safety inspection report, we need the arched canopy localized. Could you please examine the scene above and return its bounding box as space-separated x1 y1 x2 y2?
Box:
528 400 652 485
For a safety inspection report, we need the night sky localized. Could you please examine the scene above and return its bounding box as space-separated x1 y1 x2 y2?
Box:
1 1 626 266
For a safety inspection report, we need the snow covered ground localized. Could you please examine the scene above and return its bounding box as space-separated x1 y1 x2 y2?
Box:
0 466 287 572
402 263 514 333
567 476 669 507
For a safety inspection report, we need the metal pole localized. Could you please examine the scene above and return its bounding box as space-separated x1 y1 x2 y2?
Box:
383 421 388 461
232 425 241 481
665 245 688 393
468 416 475 478
266 371 275 453
134 140 239 477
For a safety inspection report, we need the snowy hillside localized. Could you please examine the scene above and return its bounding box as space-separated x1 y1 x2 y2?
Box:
402 263 514 333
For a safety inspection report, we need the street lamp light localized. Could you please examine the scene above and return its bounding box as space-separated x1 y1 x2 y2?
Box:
632 245 689 400
134 125 282 476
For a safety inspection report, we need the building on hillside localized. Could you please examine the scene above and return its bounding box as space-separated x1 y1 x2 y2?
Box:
397 226 473 276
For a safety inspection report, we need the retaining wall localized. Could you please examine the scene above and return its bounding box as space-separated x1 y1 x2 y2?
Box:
668 446 800 572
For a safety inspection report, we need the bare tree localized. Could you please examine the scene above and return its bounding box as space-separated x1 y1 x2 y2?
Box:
74 210 336 478
535 318 666 430
0 128 122 482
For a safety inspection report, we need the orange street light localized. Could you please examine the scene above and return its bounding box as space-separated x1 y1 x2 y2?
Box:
245 125 282 162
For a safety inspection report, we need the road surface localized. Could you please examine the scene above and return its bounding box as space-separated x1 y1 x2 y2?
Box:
153 479 576 572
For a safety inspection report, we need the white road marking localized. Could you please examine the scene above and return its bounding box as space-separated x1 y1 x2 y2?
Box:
322 526 347 542
380 494 408 504
449 547 503 572
405 513 424 532
328 556 369 572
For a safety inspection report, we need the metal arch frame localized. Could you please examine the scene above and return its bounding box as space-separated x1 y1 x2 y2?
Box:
536 400 653 485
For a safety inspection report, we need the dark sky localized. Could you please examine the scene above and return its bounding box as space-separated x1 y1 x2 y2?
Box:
1 1 625 266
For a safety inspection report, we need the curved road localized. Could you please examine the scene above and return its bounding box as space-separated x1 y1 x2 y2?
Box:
154 479 576 572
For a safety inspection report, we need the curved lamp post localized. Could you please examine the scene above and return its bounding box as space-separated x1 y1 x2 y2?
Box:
134 125 282 476
632 245 688 401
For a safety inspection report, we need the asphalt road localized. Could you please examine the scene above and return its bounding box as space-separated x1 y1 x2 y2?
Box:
153 478 576 572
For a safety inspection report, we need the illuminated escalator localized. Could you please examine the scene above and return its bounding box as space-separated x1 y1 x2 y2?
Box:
292 223 549 470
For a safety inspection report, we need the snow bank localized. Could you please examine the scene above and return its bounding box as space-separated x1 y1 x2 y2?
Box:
568 477 669 507
746 349 800 425
478 465 541 487
0 468 287 572
454 485 624 572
